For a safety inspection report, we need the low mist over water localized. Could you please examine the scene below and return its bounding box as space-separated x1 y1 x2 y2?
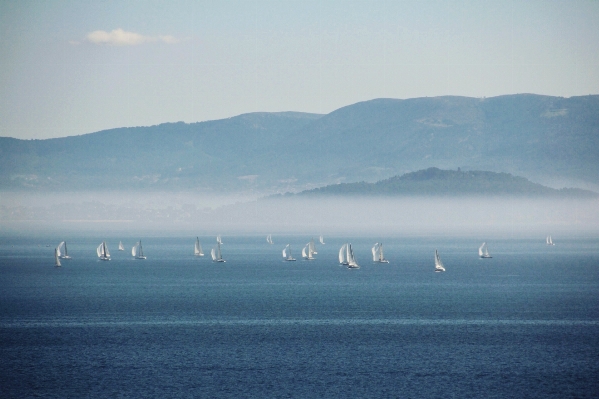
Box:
2 191 597 237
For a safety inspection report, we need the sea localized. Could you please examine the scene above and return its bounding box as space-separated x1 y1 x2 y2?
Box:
1 235 598 398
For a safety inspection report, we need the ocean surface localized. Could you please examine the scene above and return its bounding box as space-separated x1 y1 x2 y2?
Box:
1 235 598 398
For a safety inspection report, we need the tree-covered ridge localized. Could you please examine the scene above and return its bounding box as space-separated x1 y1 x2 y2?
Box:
298 168 598 197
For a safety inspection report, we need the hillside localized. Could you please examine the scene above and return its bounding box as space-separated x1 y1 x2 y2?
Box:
296 168 598 197
1 94 598 192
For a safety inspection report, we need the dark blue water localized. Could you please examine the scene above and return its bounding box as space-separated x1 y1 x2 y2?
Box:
1 235 598 398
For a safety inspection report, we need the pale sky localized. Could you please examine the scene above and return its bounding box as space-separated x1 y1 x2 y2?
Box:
1 0 597 139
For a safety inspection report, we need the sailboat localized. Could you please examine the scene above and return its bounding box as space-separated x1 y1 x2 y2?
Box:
217 235 223 245
319 235 325 245
339 243 359 269
371 243 389 263
97 241 111 261
546 236 555 246
302 240 316 260
282 244 296 261
194 237 204 256
434 249 445 272
266 234 274 245
54 248 61 267
56 241 72 259
118 241 125 251
211 240 225 262
132 240 146 259
339 244 348 265
479 242 492 258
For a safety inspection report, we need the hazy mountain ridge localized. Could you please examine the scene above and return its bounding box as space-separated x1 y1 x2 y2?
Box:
293 168 598 197
1 94 598 192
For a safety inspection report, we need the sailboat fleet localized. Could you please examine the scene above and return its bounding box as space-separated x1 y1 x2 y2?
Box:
50 235 557 271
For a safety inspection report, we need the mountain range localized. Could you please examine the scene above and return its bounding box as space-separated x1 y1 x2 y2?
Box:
1 94 598 193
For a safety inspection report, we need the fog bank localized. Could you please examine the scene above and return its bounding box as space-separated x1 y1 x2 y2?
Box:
1 192 598 238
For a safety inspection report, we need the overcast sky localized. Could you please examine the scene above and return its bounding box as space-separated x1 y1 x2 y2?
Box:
1 0 597 140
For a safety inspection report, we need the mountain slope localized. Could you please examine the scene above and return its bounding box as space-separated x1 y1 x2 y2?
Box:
1 94 598 192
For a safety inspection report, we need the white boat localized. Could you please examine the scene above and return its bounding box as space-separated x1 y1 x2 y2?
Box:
267 234 274 245
319 235 325 245
282 244 296 261
546 236 555 246
211 240 225 262
339 243 359 268
54 248 61 267
302 241 316 260
371 243 389 263
479 242 492 258
132 240 147 259
97 241 111 261
434 249 445 272
194 237 204 256
56 241 72 259
217 235 223 245
118 241 125 251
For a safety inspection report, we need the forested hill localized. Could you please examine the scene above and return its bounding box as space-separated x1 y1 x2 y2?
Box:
1 94 598 192
295 168 598 197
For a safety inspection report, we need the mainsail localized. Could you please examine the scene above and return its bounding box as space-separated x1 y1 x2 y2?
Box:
282 244 296 261
118 241 125 251
132 241 146 259
54 248 61 267
57 241 71 259
319 235 325 245
212 240 225 262
479 242 492 258
434 249 445 272
195 237 204 256
267 234 273 245
97 241 110 261
372 243 389 263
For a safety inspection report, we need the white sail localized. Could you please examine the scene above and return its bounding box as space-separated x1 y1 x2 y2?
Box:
374 243 389 263
435 249 445 272
347 244 359 269
339 244 346 264
371 243 379 261
302 245 308 259
546 235 555 245
267 234 273 244
195 237 204 256
479 242 492 258
132 241 145 259
55 248 61 267
319 235 325 245
118 241 124 251
309 238 317 255
283 244 295 261
212 241 225 262
57 241 64 257
132 242 138 257
98 241 110 260
217 235 223 245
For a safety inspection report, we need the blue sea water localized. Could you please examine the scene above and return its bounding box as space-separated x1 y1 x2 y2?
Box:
1 235 598 398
